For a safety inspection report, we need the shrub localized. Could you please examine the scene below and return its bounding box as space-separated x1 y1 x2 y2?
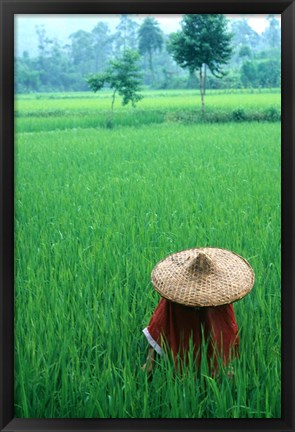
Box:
264 107 281 122
232 109 246 122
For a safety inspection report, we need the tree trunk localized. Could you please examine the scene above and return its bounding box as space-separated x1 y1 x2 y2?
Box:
106 89 117 128
199 68 205 115
148 49 154 82
198 64 207 114
203 64 207 96
111 89 117 113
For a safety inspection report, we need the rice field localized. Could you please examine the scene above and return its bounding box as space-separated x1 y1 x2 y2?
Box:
15 89 281 132
14 90 281 418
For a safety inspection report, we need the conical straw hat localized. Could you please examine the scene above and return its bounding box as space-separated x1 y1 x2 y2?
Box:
151 247 255 307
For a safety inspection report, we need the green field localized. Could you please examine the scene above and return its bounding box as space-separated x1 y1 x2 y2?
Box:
15 89 281 132
14 90 281 418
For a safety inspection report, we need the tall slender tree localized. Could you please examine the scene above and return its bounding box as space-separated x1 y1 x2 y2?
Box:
36 25 53 86
115 15 139 53
91 22 114 72
168 14 233 112
69 30 94 73
261 15 281 48
138 17 163 81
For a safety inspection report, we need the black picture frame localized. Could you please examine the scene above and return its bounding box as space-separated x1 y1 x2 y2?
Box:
1 0 294 431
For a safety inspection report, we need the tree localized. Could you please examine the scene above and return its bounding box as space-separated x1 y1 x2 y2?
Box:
115 15 139 53
240 60 258 88
15 57 40 92
230 19 260 51
138 17 163 81
257 58 281 88
261 15 281 49
44 38 70 90
35 25 54 87
91 22 114 72
69 30 94 68
36 25 53 66
86 49 143 122
239 45 252 60
168 14 233 112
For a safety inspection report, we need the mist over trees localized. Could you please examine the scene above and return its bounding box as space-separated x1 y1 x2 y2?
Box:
15 14 281 93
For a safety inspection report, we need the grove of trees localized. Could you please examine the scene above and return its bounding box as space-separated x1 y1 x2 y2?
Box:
15 14 281 94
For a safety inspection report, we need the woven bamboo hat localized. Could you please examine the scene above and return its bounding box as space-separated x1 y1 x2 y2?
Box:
151 247 255 307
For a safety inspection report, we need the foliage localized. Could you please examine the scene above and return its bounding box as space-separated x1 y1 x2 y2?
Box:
15 16 281 93
86 49 143 113
91 22 115 72
168 14 233 112
241 57 281 88
230 19 260 51
239 45 252 59
232 108 246 121
14 59 40 93
138 17 163 80
262 15 281 48
115 15 139 52
240 60 258 88
69 30 94 68
256 59 281 87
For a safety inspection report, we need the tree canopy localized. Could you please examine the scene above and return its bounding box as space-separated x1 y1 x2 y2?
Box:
138 17 163 81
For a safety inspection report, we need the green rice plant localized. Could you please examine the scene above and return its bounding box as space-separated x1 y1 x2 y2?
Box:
14 112 280 418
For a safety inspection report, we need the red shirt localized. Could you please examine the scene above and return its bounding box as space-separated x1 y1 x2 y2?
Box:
143 298 239 372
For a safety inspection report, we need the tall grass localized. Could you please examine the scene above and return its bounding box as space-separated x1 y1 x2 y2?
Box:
14 120 281 418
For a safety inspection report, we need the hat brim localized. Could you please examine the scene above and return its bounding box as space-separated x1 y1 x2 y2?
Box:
151 247 255 307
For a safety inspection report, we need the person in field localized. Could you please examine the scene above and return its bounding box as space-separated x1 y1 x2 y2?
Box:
142 247 255 375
